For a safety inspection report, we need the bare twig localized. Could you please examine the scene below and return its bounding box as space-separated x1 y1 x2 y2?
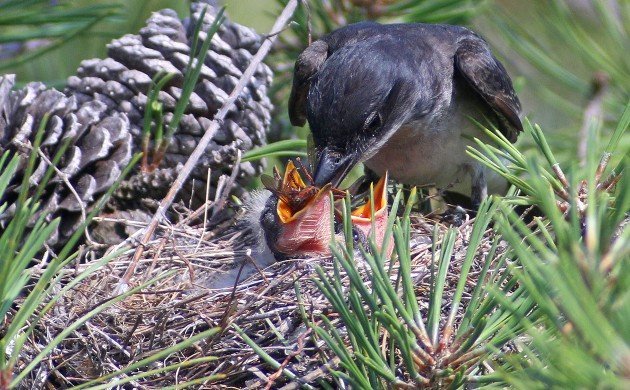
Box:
278 357 341 390
118 0 301 291
195 168 212 253
265 329 311 390
34 147 94 244
12 138 102 247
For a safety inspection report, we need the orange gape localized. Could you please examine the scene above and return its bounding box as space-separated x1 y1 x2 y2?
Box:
265 160 336 257
275 182 333 256
264 160 392 258
275 160 322 224
350 172 392 257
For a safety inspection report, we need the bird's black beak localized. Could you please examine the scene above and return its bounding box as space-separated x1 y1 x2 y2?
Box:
313 147 357 187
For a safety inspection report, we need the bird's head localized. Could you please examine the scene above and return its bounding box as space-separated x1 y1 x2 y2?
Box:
303 39 421 187
259 160 337 258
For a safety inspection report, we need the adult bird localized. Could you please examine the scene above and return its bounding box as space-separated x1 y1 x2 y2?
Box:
289 22 523 209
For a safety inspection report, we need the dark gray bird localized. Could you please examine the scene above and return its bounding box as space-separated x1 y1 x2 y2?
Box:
289 22 523 209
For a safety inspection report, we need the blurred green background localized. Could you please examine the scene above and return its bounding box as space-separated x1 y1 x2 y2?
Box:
1 1 277 87
2 0 627 172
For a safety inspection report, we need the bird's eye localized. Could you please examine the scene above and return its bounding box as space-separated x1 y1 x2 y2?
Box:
364 111 381 131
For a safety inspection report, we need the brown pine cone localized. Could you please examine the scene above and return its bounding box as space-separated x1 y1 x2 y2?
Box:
0 2 273 246
0 75 134 245
66 2 273 205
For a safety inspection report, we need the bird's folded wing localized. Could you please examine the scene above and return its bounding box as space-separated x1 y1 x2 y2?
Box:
455 37 523 142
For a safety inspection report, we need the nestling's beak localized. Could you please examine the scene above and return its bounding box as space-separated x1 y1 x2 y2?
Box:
350 172 391 254
275 161 332 257
259 161 391 260
274 183 333 257
313 147 357 187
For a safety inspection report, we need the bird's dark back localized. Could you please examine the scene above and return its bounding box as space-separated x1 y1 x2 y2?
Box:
308 22 471 148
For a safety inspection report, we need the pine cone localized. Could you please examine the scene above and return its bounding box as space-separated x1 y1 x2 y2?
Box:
0 2 272 246
67 2 272 204
0 75 134 245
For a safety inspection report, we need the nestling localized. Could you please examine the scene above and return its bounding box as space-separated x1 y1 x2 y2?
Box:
289 22 523 209
244 160 391 261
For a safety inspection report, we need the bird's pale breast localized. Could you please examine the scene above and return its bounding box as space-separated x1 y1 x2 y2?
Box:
364 81 505 196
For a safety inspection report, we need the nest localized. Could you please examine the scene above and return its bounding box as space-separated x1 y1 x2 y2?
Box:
16 200 505 389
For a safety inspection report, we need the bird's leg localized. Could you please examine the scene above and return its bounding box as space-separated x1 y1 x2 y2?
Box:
470 165 488 211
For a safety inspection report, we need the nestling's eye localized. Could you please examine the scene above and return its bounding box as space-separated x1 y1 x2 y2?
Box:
364 111 381 132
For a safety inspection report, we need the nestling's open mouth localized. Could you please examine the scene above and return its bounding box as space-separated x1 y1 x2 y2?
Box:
350 172 390 253
261 159 391 258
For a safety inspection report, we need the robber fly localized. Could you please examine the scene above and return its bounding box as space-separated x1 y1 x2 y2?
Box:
261 156 345 215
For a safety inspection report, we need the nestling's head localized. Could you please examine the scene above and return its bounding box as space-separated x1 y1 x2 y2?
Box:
250 161 392 260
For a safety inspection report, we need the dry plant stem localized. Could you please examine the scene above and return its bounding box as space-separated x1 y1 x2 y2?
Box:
119 0 301 290
13 140 100 247
210 149 241 224
34 147 94 244
265 329 311 390
578 72 609 167
277 357 341 390
245 250 271 285
195 168 212 253
0 74 14 110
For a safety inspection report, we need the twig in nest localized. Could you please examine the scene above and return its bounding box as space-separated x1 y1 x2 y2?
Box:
246 249 270 285
218 259 249 331
278 357 341 390
194 168 212 253
265 328 311 390
118 0 301 293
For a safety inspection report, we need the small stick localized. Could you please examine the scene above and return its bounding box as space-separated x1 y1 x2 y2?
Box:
118 0 301 291
13 139 102 248
34 147 94 244
195 168 212 253
265 329 311 390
